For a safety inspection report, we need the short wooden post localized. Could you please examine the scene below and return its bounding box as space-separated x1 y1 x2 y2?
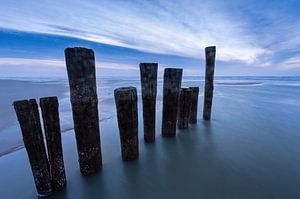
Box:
161 68 183 137
203 46 216 120
65 47 102 175
189 87 199 124
139 63 158 142
40 97 66 192
114 87 139 161
177 88 192 129
13 99 52 197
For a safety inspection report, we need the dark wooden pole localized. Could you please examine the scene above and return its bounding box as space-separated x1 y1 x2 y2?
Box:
161 68 183 137
189 87 199 124
203 46 216 120
139 63 158 142
13 99 52 197
177 88 192 129
40 97 66 192
65 47 102 175
114 87 139 161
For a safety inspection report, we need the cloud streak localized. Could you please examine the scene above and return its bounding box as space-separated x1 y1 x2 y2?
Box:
0 0 300 75
0 57 137 70
0 0 269 64
279 55 300 70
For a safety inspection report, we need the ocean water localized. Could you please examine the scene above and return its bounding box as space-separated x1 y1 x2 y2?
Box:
0 76 300 198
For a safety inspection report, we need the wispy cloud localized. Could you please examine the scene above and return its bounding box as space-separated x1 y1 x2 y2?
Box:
1 0 300 75
0 57 137 70
0 0 269 64
0 58 64 67
279 55 300 70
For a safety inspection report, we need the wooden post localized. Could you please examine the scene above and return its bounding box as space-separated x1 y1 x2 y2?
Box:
139 63 158 142
161 68 183 137
114 87 139 161
13 99 52 197
203 46 216 120
65 47 102 175
189 87 199 124
40 97 66 192
177 88 192 129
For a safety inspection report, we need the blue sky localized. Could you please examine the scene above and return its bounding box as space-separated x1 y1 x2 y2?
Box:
0 0 300 77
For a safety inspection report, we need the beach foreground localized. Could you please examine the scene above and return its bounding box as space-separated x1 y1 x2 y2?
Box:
0 76 300 198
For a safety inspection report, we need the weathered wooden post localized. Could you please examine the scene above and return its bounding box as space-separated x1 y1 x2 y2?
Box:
13 99 52 197
161 68 183 137
114 87 139 161
139 63 158 142
203 46 216 120
40 97 66 192
177 88 192 129
189 87 199 124
65 47 102 175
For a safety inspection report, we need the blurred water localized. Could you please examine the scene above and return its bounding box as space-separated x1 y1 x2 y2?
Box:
1 76 300 156
0 76 300 198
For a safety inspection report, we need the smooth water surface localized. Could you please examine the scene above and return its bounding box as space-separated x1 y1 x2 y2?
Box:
0 76 299 198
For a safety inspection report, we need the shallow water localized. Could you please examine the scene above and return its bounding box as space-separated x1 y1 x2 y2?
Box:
0 76 300 198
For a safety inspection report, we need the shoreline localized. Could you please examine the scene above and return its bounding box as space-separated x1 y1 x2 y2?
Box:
0 115 114 158
0 79 68 157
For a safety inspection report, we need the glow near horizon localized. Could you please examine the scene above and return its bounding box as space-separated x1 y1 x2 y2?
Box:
0 0 300 76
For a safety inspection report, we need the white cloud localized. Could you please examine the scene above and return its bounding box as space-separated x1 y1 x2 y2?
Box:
0 57 136 70
279 56 300 70
0 0 268 64
0 58 64 67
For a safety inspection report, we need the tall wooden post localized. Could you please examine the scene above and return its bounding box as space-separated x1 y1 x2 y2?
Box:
161 68 183 137
40 97 66 192
139 63 158 142
13 99 52 197
65 47 102 175
177 88 192 129
203 46 216 120
114 87 139 161
189 87 199 124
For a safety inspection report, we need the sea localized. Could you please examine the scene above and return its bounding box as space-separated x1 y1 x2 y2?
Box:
0 76 300 198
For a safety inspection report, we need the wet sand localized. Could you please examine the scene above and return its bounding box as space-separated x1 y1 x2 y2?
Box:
0 79 68 156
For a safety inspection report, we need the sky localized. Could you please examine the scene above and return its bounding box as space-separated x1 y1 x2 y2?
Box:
0 0 300 77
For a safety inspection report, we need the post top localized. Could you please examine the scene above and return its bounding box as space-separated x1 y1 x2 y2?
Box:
205 46 216 51
13 99 28 107
114 86 137 94
13 99 37 107
40 96 59 106
189 87 199 91
164 68 183 72
64 47 93 53
40 96 58 101
139 63 158 66
28 99 37 103
181 88 192 92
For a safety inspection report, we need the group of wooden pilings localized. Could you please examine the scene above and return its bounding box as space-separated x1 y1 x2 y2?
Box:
13 97 66 197
13 46 216 197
